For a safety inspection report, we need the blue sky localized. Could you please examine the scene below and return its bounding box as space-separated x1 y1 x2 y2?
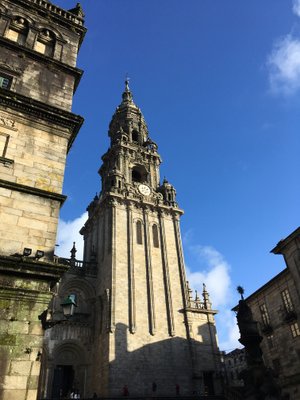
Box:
55 0 300 350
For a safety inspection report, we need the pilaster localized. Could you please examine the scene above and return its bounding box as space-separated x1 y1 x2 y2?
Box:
158 210 175 336
143 206 156 335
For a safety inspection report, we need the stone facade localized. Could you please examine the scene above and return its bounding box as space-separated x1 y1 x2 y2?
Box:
42 82 223 398
0 1 85 399
223 348 246 387
238 227 300 400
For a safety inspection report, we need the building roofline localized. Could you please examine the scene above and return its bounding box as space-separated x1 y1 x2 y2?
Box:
271 226 300 254
232 267 289 311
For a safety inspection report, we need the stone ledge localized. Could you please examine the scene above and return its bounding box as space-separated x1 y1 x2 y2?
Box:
0 157 14 167
0 179 67 204
0 254 68 282
0 87 84 151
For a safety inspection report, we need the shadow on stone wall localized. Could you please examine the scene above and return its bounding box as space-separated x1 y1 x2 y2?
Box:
0 348 9 400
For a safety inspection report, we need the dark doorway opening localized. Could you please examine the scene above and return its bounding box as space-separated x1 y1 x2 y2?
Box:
203 371 215 395
52 365 74 398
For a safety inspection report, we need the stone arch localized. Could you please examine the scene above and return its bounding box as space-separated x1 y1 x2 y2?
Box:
34 28 56 56
57 277 96 318
135 219 143 245
4 14 29 45
152 223 159 248
52 340 87 365
132 164 148 183
59 277 96 300
47 340 89 398
35 24 64 41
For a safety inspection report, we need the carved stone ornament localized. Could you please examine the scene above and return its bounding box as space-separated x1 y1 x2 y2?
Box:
0 115 16 129
0 62 23 76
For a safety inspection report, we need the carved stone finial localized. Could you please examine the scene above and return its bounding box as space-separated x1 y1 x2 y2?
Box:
70 242 77 260
125 76 130 92
186 281 193 301
122 78 133 104
237 285 245 300
68 2 85 18
202 283 212 310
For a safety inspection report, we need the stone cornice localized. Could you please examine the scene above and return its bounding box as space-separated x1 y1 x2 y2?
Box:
0 178 67 204
271 226 300 254
185 307 218 316
0 88 84 151
80 193 184 235
0 254 68 282
0 37 84 92
99 192 184 214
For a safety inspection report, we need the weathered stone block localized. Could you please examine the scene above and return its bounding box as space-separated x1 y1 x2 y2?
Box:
10 360 32 376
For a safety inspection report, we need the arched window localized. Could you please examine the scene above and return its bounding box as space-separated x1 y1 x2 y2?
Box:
136 220 143 245
34 29 55 57
132 130 139 143
132 165 148 183
5 16 28 45
152 224 159 248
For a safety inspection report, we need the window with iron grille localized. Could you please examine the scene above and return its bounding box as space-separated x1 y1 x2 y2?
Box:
259 303 270 326
290 322 300 338
0 74 11 89
281 289 294 312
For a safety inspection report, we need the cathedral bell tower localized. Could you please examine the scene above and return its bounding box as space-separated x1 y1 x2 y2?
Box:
80 81 222 397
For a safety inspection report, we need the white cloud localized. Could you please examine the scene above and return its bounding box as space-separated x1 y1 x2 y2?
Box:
293 0 300 17
267 34 300 95
56 212 88 260
186 244 241 351
186 245 231 308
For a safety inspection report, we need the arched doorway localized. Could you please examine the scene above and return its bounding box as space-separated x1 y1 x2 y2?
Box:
49 342 88 399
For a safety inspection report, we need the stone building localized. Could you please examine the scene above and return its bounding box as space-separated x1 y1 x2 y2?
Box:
0 0 85 399
223 348 246 388
41 81 223 398
237 227 300 399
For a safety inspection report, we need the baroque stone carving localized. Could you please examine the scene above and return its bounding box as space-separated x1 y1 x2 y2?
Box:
0 115 16 129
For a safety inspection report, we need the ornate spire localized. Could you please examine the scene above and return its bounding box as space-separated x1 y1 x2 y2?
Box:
121 78 133 105
202 283 212 310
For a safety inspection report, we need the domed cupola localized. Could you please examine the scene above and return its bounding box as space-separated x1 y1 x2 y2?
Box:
158 178 177 207
108 80 149 146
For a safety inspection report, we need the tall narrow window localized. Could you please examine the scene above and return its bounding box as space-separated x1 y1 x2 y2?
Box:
152 224 159 248
259 304 270 326
136 220 143 245
281 289 294 312
267 335 274 349
132 130 139 143
290 322 300 338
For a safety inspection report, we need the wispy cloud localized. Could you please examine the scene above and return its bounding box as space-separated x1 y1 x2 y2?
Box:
186 243 241 351
56 212 87 260
267 34 300 95
293 0 300 17
266 1 300 95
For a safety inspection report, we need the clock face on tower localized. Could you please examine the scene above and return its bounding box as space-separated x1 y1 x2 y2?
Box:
138 184 151 196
